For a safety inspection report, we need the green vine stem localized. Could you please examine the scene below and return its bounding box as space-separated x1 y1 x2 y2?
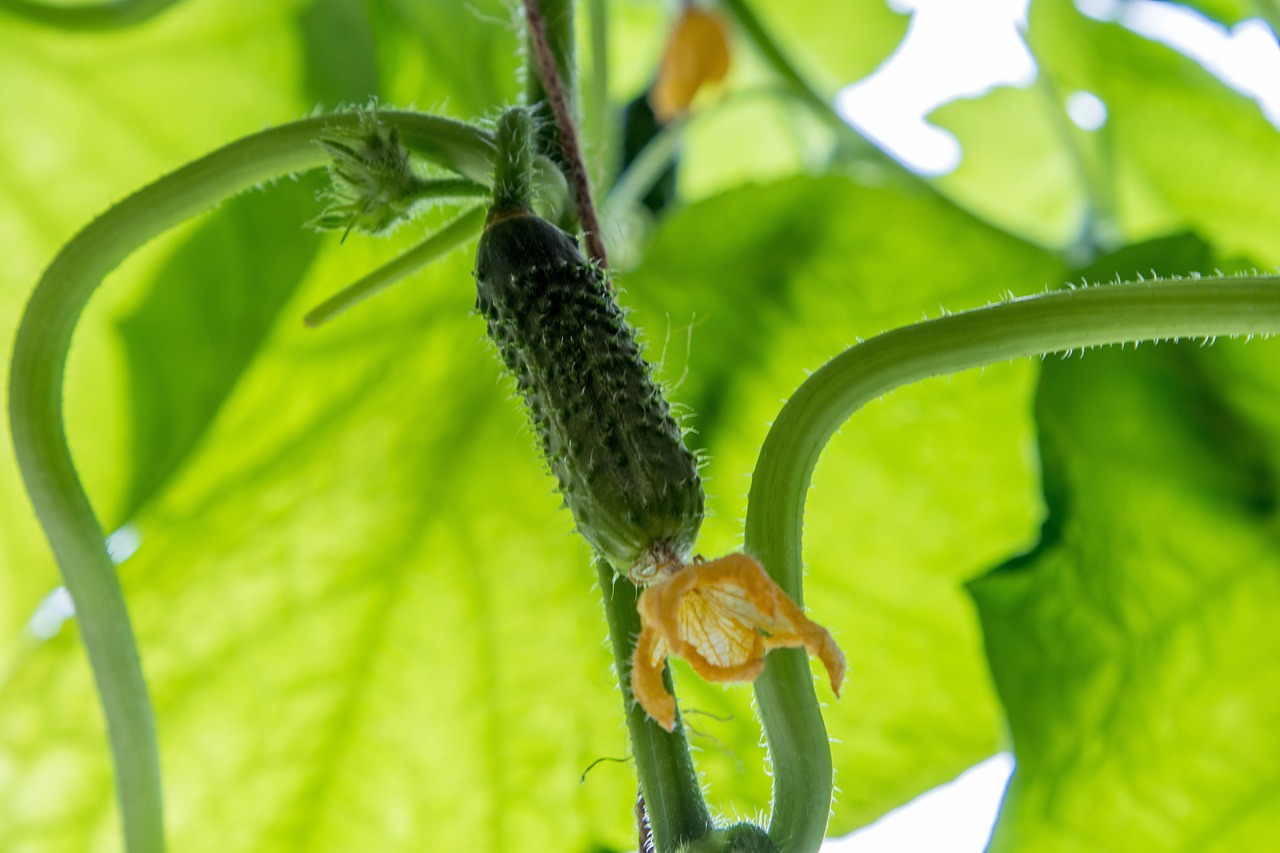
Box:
7 111 492 853
0 0 181 29
597 560 715 852
744 277 1280 852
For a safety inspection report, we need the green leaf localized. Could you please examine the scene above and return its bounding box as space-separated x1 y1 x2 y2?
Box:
113 179 325 524
745 0 909 91
1176 0 1261 27
370 0 520 116
1029 0 1280 263
970 342 1280 851
299 0 381 105
929 84 1086 249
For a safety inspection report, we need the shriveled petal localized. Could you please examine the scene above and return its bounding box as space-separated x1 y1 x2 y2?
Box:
760 583 847 697
650 7 732 122
631 622 677 731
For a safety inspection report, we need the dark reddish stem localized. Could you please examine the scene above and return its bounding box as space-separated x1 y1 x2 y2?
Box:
522 0 609 268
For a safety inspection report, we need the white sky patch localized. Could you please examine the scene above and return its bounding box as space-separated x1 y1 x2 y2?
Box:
822 753 1016 852
1065 90 1108 130
836 0 1035 174
24 526 141 642
106 524 142 564
27 587 76 641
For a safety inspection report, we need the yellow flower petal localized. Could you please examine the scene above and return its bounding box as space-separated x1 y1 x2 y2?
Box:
649 7 732 122
630 552 845 731
631 621 676 731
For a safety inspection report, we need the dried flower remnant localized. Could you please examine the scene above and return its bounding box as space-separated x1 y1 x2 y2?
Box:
631 552 845 731
650 6 732 122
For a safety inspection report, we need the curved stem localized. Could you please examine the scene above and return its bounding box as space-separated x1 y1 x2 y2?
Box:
597 560 715 852
0 0 181 29
7 110 491 853
745 277 1280 852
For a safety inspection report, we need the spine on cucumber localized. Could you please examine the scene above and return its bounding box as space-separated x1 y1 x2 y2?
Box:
474 108 703 578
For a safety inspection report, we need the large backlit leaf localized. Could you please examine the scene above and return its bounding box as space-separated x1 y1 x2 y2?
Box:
931 1 1280 262
971 342 1280 851
930 84 1086 249
1029 0 1280 264
747 0 909 92
112 180 326 524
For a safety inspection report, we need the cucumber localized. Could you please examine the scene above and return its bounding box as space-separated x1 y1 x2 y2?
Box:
474 209 704 579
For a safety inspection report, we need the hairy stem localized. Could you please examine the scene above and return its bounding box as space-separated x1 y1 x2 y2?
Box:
597 560 715 852
7 110 491 853
745 277 1280 852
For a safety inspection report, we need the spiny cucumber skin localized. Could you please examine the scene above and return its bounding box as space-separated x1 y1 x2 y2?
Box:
475 213 704 572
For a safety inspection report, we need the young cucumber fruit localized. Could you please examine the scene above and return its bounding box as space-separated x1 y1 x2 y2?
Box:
474 208 704 578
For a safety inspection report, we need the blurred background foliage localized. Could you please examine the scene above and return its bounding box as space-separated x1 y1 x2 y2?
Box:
0 0 1278 851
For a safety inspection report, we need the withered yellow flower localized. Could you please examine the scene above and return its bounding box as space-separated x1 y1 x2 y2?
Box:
631 552 845 731
649 6 731 122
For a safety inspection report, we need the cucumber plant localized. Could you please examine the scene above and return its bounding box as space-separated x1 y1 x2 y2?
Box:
4 1 1280 852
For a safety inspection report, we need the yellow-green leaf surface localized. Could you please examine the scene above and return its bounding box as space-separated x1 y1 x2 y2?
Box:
745 0 909 93
971 343 1280 851
931 1 1280 261
1029 0 1280 263
673 0 909 201
929 84 1086 249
